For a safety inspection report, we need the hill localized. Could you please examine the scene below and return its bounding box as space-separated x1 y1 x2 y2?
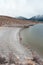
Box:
0 15 37 27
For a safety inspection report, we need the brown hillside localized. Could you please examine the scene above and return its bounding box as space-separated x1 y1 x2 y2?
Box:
0 16 40 27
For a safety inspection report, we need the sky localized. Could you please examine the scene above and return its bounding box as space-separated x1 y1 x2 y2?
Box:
0 0 43 18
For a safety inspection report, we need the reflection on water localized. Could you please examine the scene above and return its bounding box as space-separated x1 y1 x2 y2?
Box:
21 24 43 57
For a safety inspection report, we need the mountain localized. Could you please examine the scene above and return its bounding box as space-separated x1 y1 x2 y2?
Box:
16 15 43 21
29 15 43 21
16 16 28 20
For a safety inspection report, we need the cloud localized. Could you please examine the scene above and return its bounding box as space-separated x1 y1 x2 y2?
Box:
0 0 43 18
0 0 16 17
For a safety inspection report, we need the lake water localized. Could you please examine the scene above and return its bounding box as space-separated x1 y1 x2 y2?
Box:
21 23 43 57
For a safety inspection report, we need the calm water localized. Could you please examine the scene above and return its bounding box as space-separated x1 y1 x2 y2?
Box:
21 24 43 57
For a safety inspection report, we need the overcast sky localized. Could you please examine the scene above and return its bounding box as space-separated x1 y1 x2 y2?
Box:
0 0 43 18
